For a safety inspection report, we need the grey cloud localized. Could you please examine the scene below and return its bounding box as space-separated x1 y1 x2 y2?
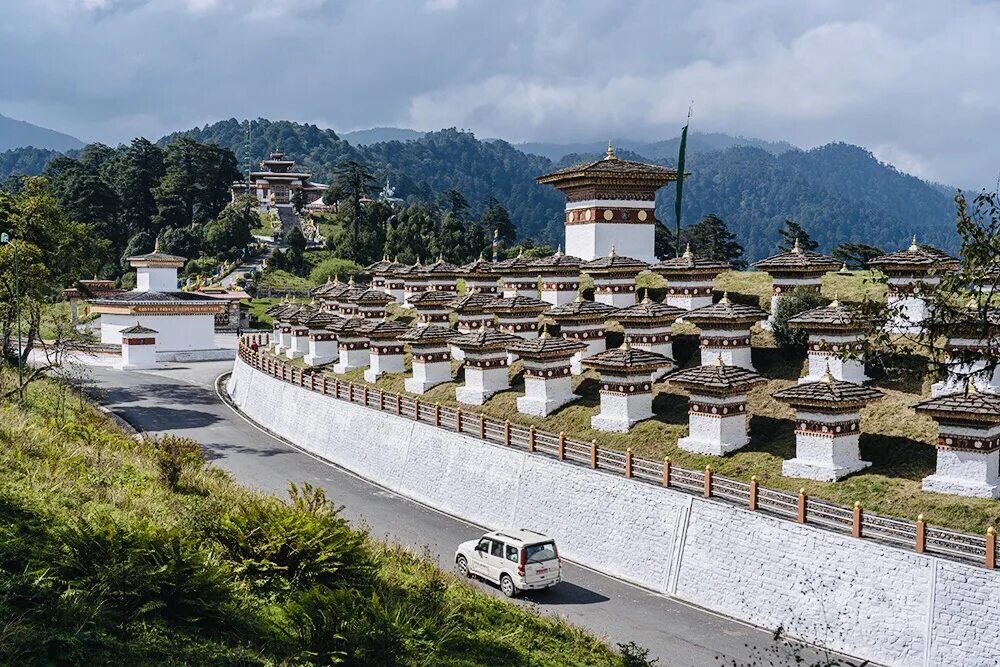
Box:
0 0 996 188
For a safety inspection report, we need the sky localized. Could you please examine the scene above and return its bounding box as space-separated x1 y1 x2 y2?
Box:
1 0 998 189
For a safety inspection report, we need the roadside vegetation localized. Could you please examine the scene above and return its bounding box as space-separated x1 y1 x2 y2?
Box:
0 370 635 666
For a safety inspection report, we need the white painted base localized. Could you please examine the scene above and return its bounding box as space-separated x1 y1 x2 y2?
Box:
285 336 309 359
570 338 607 375
678 409 750 455
666 294 713 311
404 359 452 394
517 375 577 416
886 294 930 333
802 353 868 384
365 353 405 382
566 222 654 263
334 348 370 373
591 392 653 433
782 433 870 482
155 348 236 362
594 290 636 308
931 361 1000 397
540 289 578 306
304 339 338 366
456 366 510 405
922 449 1000 498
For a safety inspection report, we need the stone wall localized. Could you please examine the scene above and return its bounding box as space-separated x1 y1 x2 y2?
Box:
227 357 1000 667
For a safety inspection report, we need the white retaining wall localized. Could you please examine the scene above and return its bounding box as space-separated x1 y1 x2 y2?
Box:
227 357 1000 667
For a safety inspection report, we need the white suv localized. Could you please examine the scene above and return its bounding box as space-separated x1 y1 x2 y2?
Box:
455 529 562 597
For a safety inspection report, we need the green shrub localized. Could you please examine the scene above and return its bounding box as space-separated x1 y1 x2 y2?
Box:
772 286 829 349
309 257 365 284
151 434 204 491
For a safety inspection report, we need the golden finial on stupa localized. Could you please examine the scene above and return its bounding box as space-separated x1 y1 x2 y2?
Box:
820 362 834 384
829 292 840 309
909 235 919 252
713 353 725 367
609 244 617 257
574 293 584 303
838 262 851 275
720 291 731 305
683 242 694 259
605 140 616 160
791 237 802 254
153 237 161 253
641 290 652 304
621 338 631 351
540 326 552 339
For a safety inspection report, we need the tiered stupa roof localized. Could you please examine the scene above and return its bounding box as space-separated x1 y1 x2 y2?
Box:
398 324 458 344
449 327 522 352
580 246 649 276
489 295 551 316
544 295 618 322
771 367 884 409
668 355 766 395
450 292 498 313
537 145 678 186
914 393 1000 423
581 340 672 373
616 295 685 324
753 239 841 277
365 255 404 275
786 297 864 334
423 256 460 277
354 289 396 306
493 251 537 275
529 249 584 274
868 236 958 273
509 328 587 357
457 255 496 278
120 323 159 335
406 290 457 308
684 293 768 327
357 319 410 340
650 244 730 278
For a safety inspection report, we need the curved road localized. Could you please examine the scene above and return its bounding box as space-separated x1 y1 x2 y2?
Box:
87 358 838 667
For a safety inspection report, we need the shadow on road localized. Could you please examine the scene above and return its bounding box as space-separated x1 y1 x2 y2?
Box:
523 580 610 605
114 405 222 431
199 440 294 462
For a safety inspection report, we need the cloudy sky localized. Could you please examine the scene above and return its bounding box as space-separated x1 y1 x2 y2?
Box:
1 0 997 188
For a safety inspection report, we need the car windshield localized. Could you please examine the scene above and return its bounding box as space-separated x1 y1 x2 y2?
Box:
525 541 556 563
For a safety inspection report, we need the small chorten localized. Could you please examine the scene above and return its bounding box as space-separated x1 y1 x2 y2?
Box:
423 255 460 292
543 294 618 374
360 319 410 382
450 327 523 405
400 258 430 307
868 236 958 333
407 289 455 325
332 317 370 373
616 292 685 380
771 366 884 481
668 355 766 455
914 392 1000 498
303 311 344 366
753 238 841 325
399 324 458 394
494 250 539 298
490 295 549 339
117 322 159 370
510 327 587 416
365 255 403 294
650 243 729 311
582 340 672 432
684 293 768 370
354 288 396 321
786 296 869 384
530 247 584 306
580 246 650 308
457 254 499 294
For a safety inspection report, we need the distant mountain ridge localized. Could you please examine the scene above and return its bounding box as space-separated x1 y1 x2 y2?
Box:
0 118 958 260
341 127 426 145
517 133 796 162
0 113 84 152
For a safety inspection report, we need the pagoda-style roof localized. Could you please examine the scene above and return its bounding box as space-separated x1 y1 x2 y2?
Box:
509 330 587 357
868 237 958 272
684 293 768 326
328 317 366 336
354 289 396 306
753 239 840 275
301 310 341 329
126 240 186 267
581 341 672 372
457 255 495 277
668 357 766 393
357 319 409 339
450 292 498 313
529 250 584 273
615 296 685 324
337 287 367 304
422 257 460 276
395 261 427 278
288 305 322 325
771 371 884 408
407 290 457 308
398 324 457 343
914 392 1000 423
490 295 551 316
786 298 864 332
537 145 678 187
581 247 649 274
90 290 222 305
449 327 522 351
544 295 618 321
650 244 730 276
120 323 158 335
312 277 344 297
493 251 538 275
365 256 404 274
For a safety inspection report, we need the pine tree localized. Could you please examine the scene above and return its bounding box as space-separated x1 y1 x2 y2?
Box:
684 214 746 268
777 219 819 252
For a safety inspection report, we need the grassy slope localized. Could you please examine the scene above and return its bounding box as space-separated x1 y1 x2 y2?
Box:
275 271 998 534
0 373 622 666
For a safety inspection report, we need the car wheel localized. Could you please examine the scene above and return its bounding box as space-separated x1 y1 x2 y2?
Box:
456 555 470 578
500 574 517 598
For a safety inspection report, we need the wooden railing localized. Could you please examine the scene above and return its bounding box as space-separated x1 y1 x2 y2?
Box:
236 334 999 570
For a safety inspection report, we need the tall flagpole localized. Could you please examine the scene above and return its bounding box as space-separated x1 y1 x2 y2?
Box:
674 103 693 257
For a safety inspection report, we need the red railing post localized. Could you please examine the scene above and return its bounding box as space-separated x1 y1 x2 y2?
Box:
748 476 758 510
852 502 863 538
590 440 598 469
455 408 462 433
916 515 926 553
987 528 996 570
363 385 369 406
797 488 807 524
703 466 712 498
379 390 385 410
528 425 536 452
347 382 354 402
557 432 565 460
396 393 402 415
624 448 632 478
480 414 486 439
504 420 511 446
663 457 671 487
414 398 420 421
434 403 441 426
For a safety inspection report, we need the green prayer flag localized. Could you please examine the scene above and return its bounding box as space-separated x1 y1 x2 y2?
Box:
674 121 688 258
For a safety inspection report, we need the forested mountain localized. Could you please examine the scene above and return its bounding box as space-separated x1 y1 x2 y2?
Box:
0 113 84 152
0 146 61 183
341 127 426 145
518 132 795 162
0 118 959 260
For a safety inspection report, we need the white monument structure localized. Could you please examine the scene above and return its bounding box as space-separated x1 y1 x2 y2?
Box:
915 393 1000 498
537 144 679 264
116 323 159 370
511 330 586 417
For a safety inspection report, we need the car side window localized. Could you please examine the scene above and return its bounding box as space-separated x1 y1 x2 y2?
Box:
505 545 518 563
490 540 504 558
477 538 491 553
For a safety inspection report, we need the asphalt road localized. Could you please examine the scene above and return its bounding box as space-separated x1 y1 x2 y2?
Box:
87 358 841 667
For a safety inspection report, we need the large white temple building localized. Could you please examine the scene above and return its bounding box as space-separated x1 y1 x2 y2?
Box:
88 243 231 360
